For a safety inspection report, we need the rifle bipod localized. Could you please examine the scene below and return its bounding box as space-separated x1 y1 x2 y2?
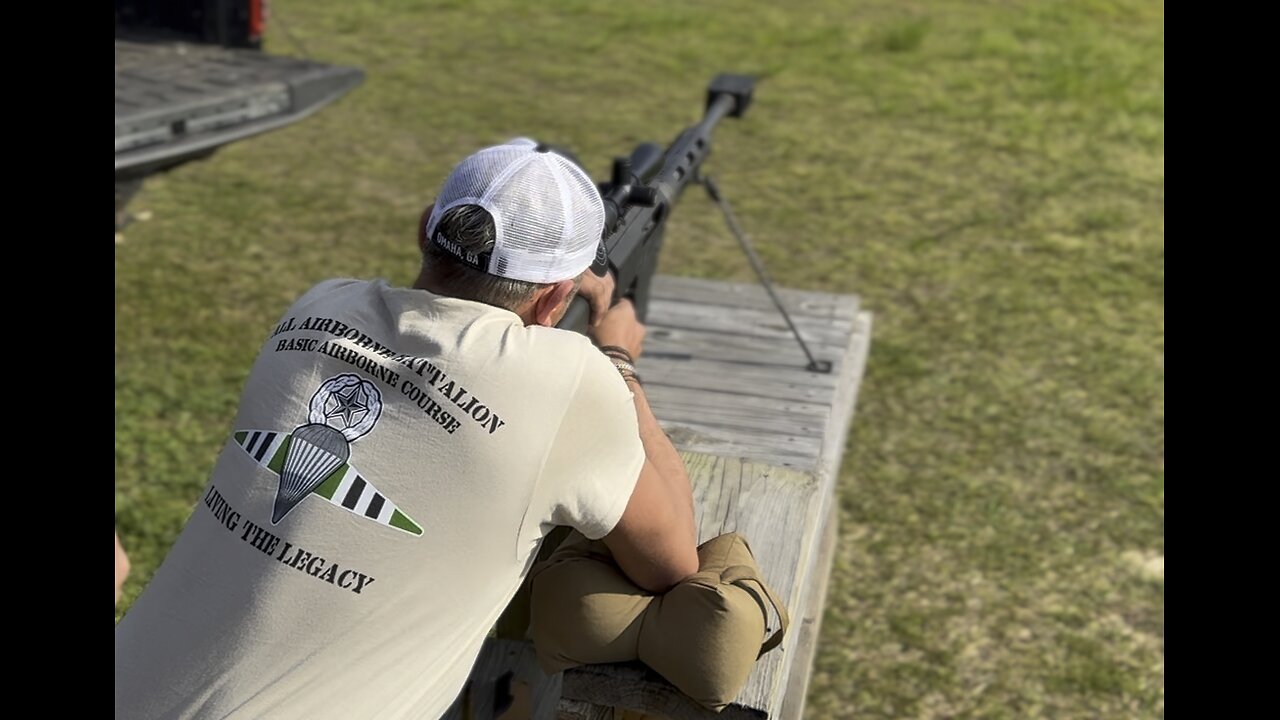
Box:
700 174 833 374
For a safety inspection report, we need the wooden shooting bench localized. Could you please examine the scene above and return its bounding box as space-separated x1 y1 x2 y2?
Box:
447 275 872 720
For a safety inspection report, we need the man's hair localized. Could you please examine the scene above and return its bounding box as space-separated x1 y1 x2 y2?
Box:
422 205 545 311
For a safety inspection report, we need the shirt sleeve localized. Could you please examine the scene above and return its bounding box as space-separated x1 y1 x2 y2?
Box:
537 347 646 540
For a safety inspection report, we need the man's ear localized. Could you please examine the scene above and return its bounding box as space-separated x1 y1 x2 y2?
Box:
532 279 577 327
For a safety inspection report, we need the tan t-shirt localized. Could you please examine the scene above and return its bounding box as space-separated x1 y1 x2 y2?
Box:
115 279 645 719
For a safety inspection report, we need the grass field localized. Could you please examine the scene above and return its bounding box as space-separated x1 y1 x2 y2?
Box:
115 1 1164 717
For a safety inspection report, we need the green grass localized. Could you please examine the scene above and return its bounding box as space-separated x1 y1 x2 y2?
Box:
115 0 1164 716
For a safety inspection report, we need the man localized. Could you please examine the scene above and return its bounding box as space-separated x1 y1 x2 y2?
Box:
116 531 131 605
115 139 699 719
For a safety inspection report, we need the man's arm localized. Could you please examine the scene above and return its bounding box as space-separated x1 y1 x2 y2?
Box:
591 299 699 593
116 531 131 605
606 383 699 592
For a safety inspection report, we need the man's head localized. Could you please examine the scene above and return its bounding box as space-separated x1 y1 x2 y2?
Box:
416 139 607 327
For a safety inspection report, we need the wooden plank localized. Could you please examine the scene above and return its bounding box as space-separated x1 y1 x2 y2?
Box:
646 304 856 347
663 439 812 472
661 424 821 471
641 386 833 421
686 455 819 544
645 348 844 386
645 367 839 402
637 282 860 477
643 385 832 469
816 312 874 493
643 310 871 474
645 313 854 354
645 333 855 368
650 276 860 321
564 663 744 720
650 297 851 323
646 280 859 352
778 507 839 720
650 401 829 436
762 311 871 716
444 638 563 720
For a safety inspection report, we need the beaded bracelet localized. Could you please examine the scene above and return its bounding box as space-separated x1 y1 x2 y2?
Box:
611 359 643 387
597 345 635 363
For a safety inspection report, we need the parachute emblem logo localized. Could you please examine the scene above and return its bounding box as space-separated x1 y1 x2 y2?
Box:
317 376 380 438
231 373 423 537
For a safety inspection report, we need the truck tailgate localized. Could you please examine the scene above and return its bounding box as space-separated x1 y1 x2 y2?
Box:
115 39 363 177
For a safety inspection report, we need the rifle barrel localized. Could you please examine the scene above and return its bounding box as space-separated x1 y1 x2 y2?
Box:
557 79 751 334
654 92 737 193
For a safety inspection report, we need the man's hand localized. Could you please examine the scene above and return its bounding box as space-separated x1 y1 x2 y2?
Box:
577 271 617 328
116 532 131 605
592 298 646 359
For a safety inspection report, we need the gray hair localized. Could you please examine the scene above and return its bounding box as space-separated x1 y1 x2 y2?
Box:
422 205 545 311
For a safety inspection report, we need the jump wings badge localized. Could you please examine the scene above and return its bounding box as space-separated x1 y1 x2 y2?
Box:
232 373 423 536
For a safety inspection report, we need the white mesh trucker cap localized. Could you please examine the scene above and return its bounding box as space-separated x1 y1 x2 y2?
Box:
424 138 608 284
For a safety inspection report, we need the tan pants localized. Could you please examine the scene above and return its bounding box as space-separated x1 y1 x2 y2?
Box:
524 531 788 713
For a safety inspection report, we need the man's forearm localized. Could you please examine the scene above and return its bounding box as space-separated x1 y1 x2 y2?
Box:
626 379 698 546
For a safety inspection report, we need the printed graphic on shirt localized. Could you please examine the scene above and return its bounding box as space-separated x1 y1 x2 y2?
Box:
232 373 424 536
268 314 508 436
